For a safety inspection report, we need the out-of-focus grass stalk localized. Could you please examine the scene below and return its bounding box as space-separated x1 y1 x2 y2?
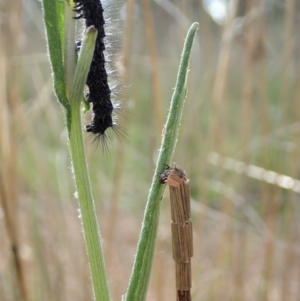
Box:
0 1 28 300
205 1 238 300
233 0 257 299
287 57 300 300
281 0 296 124
105 0 136 271
142 0 163 133
0 173 28 301
209 0 236 154
42 1 111 300
124 22 199 301
280 0 296 299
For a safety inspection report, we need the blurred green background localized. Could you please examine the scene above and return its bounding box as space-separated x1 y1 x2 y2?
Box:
1 0 300 300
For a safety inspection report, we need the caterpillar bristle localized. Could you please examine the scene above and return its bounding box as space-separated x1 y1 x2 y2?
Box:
74 0 124 148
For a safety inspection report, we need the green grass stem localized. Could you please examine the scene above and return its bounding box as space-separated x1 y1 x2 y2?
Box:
42 1 111 299
124 22 199 301
68 27 111 301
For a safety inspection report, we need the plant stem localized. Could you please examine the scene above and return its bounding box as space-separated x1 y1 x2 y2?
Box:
42 1 111 299
69 105 111 301
125 22 199 301
68 27 111 301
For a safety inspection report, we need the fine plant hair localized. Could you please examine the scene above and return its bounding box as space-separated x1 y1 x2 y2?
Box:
74 0 124 147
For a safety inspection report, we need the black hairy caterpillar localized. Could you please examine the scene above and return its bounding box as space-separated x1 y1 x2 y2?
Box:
74 0 122 144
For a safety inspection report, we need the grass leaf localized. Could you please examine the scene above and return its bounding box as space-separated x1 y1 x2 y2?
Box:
125 22 199 301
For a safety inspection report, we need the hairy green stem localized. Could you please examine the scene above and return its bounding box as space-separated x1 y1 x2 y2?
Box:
125 22 199 301
42 0 111 298
68 27 111 301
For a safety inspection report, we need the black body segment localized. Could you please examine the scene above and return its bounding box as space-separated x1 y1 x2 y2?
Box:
74 0 114 137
